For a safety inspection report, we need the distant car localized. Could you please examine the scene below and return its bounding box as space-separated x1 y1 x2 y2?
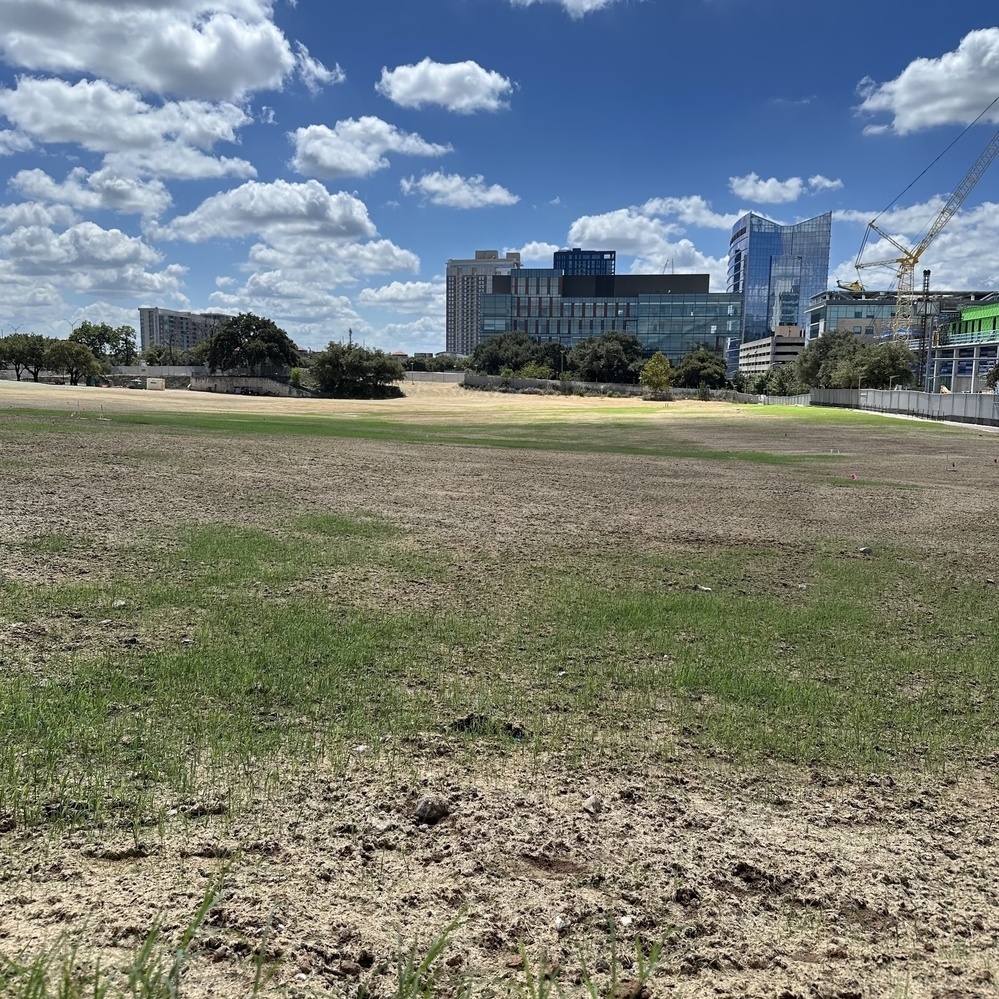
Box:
127 378 146 389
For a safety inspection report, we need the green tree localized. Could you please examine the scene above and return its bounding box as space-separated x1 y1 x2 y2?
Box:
673 347 728 389
987 364 999 390
567 331 644 383
70 322 137 366
861 340 915 389
205 313 298 374
3 333 49 381
796 329 867 389
311 342 405 397
469 332 545 376
639 352 674 394
44 340 102 385
519 361 554 379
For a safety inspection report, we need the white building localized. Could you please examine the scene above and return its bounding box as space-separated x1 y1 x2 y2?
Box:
138 308 230 354
738 329 806 376
445 250 521 355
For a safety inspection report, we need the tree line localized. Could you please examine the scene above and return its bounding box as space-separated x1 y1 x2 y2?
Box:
0 323 138 384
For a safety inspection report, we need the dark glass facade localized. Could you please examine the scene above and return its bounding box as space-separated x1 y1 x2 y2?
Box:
553 248 616 276
480 269 741 361
727 212 831 341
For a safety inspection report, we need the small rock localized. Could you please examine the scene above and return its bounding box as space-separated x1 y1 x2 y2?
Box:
986 578 996 586
594 958 611 973
352 744 370 754
505 954 524 969
445 955 463 968
858 546 873 556
112 599 127 609
554 916 568 934
618 914 634 928
582 794 603 815
340 961 361 977
693 584 712 592
613 979 649 999
413 795 449 825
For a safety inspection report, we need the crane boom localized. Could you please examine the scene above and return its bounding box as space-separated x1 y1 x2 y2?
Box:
855 123 999 336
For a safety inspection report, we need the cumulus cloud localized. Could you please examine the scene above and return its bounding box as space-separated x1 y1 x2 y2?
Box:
641 195 742 230
0 201 78 231
0 220 186 297
289 117 451 180
507 0 623 17
295 42 345 95
157 179 376 243
0 0 296 101
567 207 728 289
400 172 519 208
0 129 32 155
0 77 256 180
505 240 562 263
376 58 513 113
856 28 999 134
357 281 444 313
12 167 172 218
728 172 843 204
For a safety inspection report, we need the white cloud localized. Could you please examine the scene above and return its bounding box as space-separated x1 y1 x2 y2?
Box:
567 207 728 289
157 179 377 242
0 0 296 101
728 172 843 203
0 220 186 297
831 199 999 290
0 129 32 155
295 42 345 95
505 240 561 263
856 28 999 134
357 281 444 313
376 58 513 113
641 195 742 230
808 174 844 193
400 172 519 208
0 77 256 180
0 201 78 231
507 0 623 17
289 117 451 180
12 167 172 218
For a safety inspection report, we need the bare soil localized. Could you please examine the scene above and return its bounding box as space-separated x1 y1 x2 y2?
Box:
1 383 998 998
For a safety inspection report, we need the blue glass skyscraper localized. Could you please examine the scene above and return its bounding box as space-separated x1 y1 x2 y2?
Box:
727 212 831 342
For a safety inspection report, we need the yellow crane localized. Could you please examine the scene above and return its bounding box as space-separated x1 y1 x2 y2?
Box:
853 113 999 336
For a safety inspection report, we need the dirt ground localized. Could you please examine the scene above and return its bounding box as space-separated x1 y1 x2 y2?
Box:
1 384 998 999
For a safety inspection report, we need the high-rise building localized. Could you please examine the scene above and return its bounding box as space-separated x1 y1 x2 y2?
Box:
138 307 230 354
727 212 831 343
481 270 741 362
445 250 521 355
553 248 616 276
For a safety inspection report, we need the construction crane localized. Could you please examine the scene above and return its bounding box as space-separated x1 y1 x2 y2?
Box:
853 105 999 337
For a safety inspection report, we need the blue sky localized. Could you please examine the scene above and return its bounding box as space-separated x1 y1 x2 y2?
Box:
1 0 999 353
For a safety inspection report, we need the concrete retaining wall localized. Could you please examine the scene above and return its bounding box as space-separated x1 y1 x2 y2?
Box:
189 375 313 398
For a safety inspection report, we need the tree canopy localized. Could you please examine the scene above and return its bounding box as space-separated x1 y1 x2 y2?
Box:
205 313 298 374
310 342 405 397
70 322 137 366
567 332 644 384
639 351 673 394
673 347 728 389
1 333 49 381
795 330 914 389
44 340 102 385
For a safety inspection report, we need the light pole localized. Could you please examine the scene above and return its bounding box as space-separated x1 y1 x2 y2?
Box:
889 375 898 391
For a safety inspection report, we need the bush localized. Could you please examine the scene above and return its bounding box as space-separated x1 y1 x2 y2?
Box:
696 381 711 401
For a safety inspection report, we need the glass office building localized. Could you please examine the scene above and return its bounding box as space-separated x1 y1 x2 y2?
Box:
480 269 741 362
553 248 616 276
728 212 831 341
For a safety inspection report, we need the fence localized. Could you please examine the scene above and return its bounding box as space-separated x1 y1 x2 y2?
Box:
811 387 999 427
403 371 466 383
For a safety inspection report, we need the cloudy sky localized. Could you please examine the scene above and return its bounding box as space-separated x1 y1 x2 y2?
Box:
2 1 999 353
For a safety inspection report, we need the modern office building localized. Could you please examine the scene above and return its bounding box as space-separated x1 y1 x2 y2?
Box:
445 250 521 355
552 248 616 276
932 302 999 392
138 307 230 353
480 270 741 362
728 212 831 343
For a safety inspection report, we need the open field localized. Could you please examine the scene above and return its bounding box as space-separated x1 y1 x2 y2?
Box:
1 384 998 998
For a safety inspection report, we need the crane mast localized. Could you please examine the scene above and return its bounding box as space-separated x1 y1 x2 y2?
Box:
855 125 999 336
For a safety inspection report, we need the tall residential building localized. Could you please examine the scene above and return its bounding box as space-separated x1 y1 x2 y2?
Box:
553 248 616 276
481 270 741 363
727 212 831 343
445 250 521 355
138 307 230 353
